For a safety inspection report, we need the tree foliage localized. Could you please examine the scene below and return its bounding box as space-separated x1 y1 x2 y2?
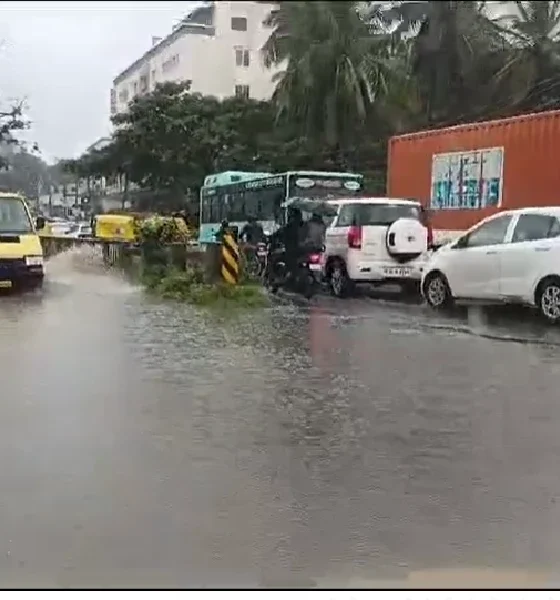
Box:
0 100 39 173
65 1 560 199
0 97 45 198
68 82 317 194
0 149 52 199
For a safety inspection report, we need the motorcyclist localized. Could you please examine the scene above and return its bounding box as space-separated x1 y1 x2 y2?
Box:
214 219 229 243
240 215 265 272
283 206 304 279
300 211 326 253
240 215 265 246
268 205 303 282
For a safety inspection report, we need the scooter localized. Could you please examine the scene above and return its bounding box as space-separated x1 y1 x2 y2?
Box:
255 241 268 278
297 249 323 299
265 244 324 299
244 241 269 280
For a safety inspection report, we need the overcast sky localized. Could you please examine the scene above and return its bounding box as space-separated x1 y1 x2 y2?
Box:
0 0 198 163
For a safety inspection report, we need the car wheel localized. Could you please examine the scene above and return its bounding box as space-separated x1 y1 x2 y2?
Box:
536 277 560 324
423 272 453 309
329 262 350 298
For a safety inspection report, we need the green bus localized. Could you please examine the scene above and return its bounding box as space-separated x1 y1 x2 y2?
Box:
199 170 364 243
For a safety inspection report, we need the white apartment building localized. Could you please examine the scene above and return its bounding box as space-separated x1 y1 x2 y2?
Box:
86 136 112 154
111 1 280 116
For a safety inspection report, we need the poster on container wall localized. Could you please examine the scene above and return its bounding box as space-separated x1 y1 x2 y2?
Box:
430 147 503 210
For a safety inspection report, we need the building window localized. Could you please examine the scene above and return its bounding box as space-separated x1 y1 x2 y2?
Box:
133 81 138 94
235 84 250 99
118 89 129 103
235 48 250 67
162 53 180 73
139 75 148 93
231 17 247 31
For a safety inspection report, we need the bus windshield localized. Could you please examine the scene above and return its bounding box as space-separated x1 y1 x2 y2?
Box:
0 196 33 234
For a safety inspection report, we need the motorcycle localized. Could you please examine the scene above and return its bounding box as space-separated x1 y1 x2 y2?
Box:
265 243 324 299
244 241 269 281
255 241 268 277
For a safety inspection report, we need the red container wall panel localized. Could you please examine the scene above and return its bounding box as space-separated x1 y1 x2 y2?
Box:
387 110 560 231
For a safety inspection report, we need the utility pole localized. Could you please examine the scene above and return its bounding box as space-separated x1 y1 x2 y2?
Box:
36 175 42 215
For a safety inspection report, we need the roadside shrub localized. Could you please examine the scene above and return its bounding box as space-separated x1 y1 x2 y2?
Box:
141 264 268 309
139 216 190 245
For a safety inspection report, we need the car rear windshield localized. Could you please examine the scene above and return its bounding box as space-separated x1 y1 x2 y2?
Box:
337 203 421 227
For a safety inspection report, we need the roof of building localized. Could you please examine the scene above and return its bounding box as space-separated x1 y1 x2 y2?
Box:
86 136 112 154
113 3 216 86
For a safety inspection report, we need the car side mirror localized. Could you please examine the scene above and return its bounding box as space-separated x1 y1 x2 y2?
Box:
36 216 45 230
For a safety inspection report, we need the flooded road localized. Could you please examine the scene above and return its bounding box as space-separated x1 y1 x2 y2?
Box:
1 249 560 587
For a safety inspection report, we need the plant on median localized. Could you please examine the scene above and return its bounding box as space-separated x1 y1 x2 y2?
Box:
141 263 269 309
139 216 190 245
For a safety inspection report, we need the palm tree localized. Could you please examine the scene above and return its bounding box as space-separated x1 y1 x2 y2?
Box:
490 1 560 112
369 1 503 124
261 1 396 163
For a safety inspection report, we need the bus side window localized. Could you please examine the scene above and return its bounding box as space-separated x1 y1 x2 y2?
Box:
273 191 285 225
211 196 220 223
232 192 245 222
218 194 227 223
201 194 209 221
244 189 256 220
223 194 231 222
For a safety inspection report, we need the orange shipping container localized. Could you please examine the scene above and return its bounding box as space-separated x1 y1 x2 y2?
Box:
387 110 560 236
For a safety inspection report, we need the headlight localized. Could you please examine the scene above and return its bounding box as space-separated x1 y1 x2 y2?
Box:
25 255 43 267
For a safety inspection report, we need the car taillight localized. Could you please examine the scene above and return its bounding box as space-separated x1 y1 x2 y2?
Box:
308 253 322 264
347 225 362 249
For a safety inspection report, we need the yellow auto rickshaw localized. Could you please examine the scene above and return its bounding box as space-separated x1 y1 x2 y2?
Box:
94 213 137 243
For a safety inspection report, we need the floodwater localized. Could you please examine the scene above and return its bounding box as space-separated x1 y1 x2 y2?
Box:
1 247 560 588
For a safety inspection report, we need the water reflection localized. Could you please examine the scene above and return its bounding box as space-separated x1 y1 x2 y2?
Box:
0 249 560 586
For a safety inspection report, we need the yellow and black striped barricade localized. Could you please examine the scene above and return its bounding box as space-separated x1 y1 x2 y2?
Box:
221 232 240 284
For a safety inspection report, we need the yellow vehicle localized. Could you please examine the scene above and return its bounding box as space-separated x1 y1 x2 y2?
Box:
94 212 193 245
94 214 137 243
0 193 44 290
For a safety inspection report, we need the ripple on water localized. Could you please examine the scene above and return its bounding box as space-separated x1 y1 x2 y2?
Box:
2 250 560 584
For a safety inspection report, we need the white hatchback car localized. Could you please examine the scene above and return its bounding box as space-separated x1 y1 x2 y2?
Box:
67 223 93 239
323 197 432 297
421 207 560 323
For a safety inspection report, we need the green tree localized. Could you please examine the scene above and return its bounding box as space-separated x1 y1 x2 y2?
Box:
488 1 560 113
0 150 51 199
370 1 504 125
107 81 313 192
262 1 394 159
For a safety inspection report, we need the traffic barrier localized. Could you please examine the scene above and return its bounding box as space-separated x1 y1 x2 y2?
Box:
221 232 240 285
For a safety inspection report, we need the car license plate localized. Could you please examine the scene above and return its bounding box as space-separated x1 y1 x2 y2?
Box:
383 267 412 277
309 264 322 271
0 280 12 288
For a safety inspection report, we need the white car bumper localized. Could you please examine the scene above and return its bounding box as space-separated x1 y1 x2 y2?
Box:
347 258 428 282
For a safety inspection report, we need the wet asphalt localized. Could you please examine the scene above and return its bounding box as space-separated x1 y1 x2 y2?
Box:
1 248 560 588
